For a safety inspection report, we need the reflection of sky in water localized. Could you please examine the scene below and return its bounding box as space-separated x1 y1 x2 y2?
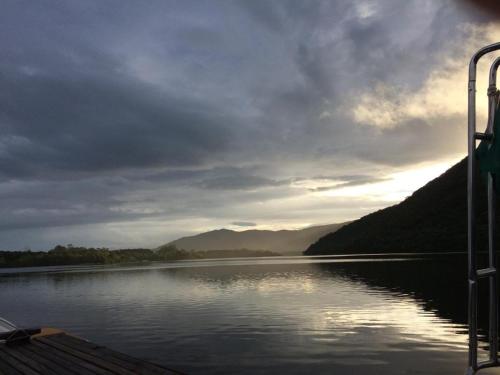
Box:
0 257 494 374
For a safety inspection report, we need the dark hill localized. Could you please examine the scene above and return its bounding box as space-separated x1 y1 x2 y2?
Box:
305 157 495 255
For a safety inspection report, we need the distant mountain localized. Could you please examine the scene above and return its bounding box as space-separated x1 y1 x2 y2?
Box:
305 157 496 255
164 223 346 254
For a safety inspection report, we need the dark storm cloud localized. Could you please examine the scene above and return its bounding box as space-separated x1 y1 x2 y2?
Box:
0 0 492 248
0 0 466 179
0 49 234 180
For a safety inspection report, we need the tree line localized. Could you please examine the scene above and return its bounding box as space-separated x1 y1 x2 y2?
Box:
0 244 279 268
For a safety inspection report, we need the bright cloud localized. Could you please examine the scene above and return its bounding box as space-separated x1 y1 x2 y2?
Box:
351 23 500 129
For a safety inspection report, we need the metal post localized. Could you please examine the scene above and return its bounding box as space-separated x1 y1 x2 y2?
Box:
468 52 479 374
467 42 500 375
487 57 500 365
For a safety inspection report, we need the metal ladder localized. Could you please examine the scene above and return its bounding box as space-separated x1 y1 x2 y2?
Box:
467 43 500 375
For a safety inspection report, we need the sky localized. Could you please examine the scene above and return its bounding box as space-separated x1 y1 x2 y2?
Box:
1 0 500 250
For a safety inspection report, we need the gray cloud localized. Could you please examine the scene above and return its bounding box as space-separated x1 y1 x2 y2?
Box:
0 55 235 180
231 221 257 227
0 0 487 249
307 176 390 192
198 173 287 190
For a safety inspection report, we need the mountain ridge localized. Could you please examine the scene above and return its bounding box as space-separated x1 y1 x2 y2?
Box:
305 157 496 255
164 223 347 254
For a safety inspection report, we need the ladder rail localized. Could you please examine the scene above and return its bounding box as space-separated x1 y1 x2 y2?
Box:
467 43 500 375
486 56 499 365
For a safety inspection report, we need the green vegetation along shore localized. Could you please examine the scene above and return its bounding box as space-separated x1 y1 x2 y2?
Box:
0 244 280 268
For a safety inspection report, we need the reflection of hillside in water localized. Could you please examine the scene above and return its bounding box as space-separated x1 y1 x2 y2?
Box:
316 255 494 340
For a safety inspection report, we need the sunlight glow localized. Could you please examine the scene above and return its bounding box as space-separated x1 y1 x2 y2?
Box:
313 160 455 203
351 23 500 129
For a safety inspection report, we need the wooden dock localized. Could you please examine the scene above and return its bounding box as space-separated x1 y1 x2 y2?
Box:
0 328 182 375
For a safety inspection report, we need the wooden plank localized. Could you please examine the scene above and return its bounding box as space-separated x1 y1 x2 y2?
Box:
15 345 76 375
30 340 114 375
47 334 142 372
1 330 181 375
36 336 137 375
24 341 96 375
21 343 86 375
0 368 15 375
0 363 22 375
51 334 179 374
1 346 56 374
0 349 39 375
0 351 23 375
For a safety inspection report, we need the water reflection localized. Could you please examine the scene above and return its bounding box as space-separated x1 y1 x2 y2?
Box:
0 255 491 374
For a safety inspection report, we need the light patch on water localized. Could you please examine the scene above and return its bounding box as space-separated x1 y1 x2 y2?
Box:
0 256 478 374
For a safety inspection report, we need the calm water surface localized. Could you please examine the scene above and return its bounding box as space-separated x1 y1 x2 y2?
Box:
0 255 496 374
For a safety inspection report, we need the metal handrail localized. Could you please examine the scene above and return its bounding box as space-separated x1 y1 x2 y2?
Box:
467 44 500 375
0 317 40 345
0 317 16 331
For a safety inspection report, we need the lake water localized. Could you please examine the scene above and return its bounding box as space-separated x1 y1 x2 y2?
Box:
0 255 498 374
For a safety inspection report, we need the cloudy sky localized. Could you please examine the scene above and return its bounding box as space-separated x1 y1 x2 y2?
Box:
1 0 500 250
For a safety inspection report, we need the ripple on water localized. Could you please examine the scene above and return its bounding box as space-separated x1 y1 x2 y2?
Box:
0 256 478 374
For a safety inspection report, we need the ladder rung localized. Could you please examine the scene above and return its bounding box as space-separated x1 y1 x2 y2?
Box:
477 359 498 370
477 267 497 278
475 132 493 141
